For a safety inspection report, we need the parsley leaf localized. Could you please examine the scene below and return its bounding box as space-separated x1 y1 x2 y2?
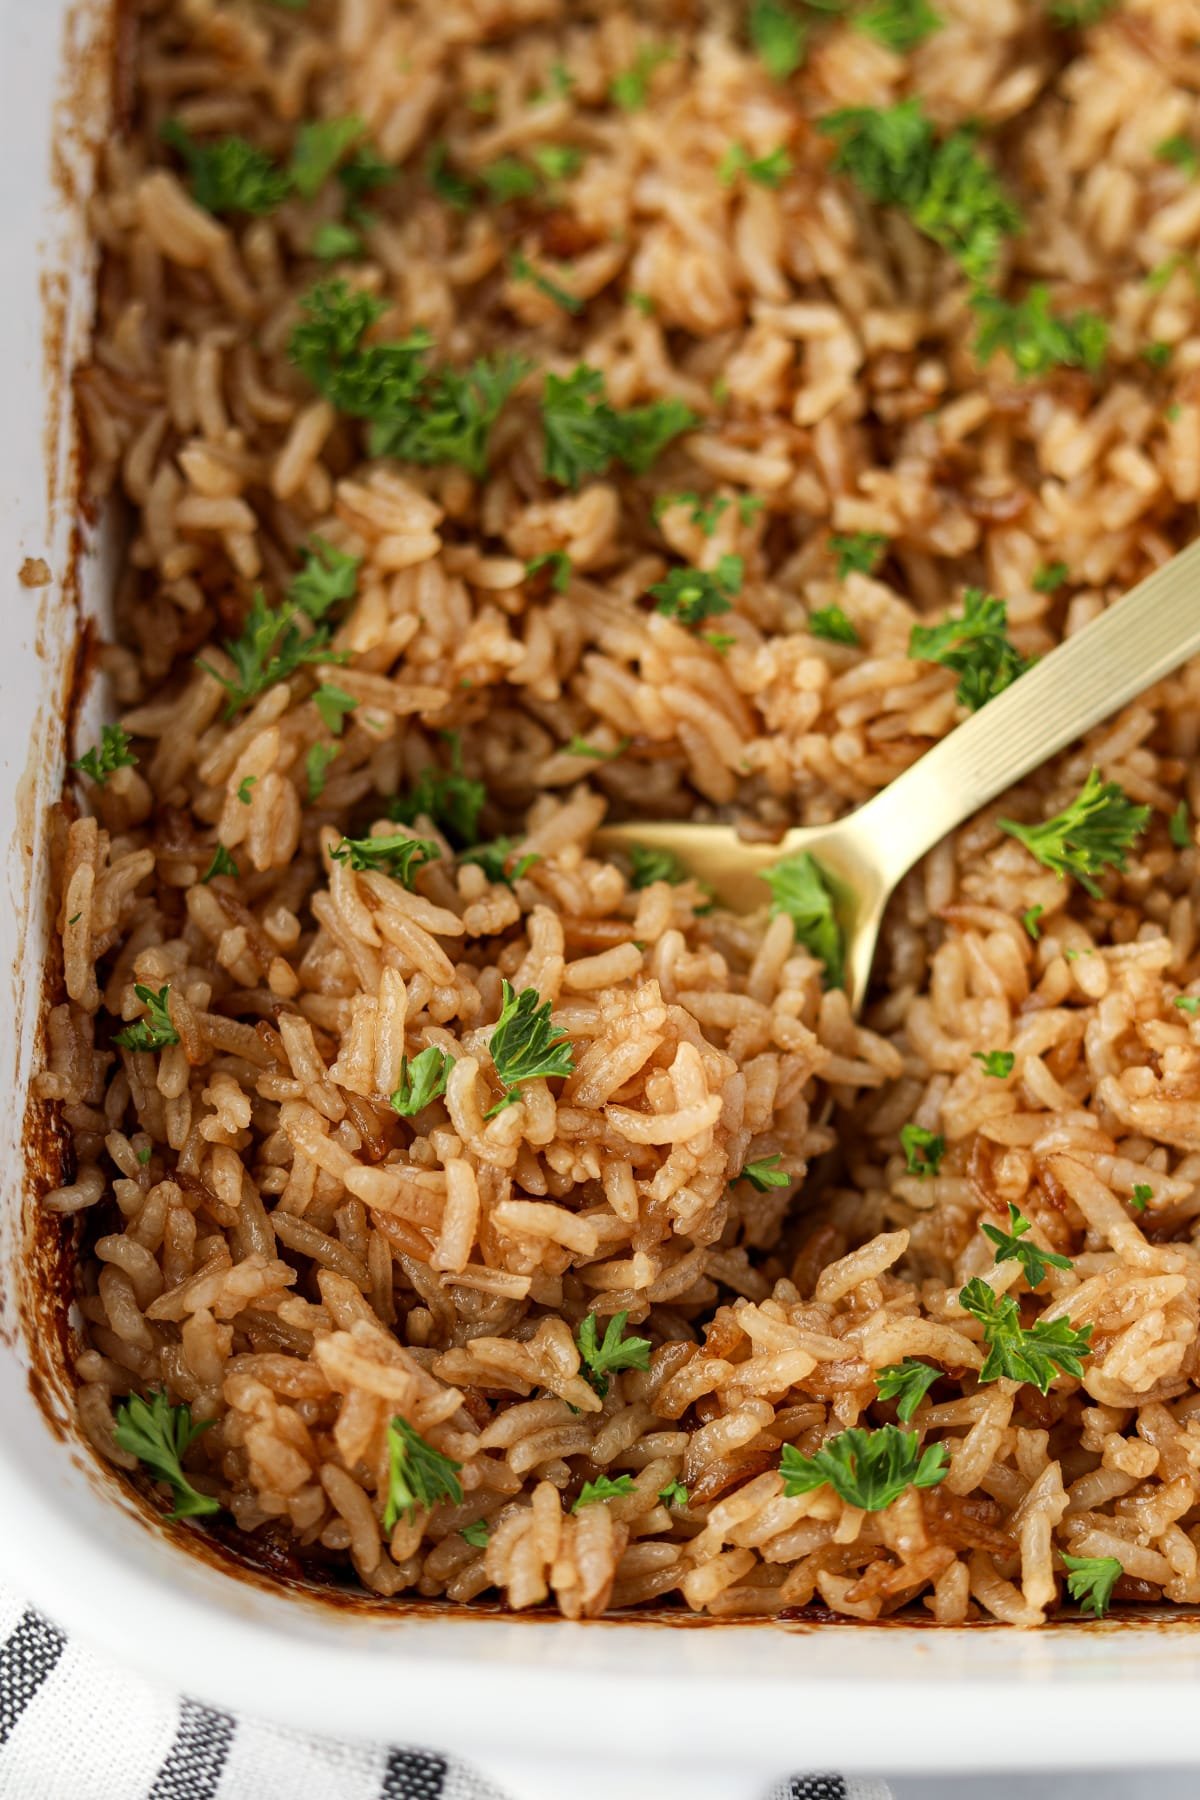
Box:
370 354 532 477
909 590 1030 711
289 280 431 422
313 683 358 735
653 491 731 535
71 723 137 785
1157 135 1200 179
1130 1184 1153 1214
161 121 291 216
291 115 363 200
658 1479 689 1509
330 832 439 885
999 770 1150 898
388 733 486 847
958 1277 1092 1393
459 839 539 886
875 1359 940 1423
198 590 333 717
312 221 366 261
718 144 793 188
383 1416 462 1529
1033 561 1069 593
1048 0 1115 21
540 366 696 488
576 1310 652 1397
738 1154 790 1191
1175 995 1200 1016
458 1519 488 1549
201 845 239 883
609 45 672 112
900 1122 944 1177
628 845 689 888
762 851 844 988
113 1390 218 1519
509 251 582 314
1060 1552 1122 1618
531 144 585 181
305 742 339 802
973 1050 1014 1078
981 1203 1073 1288
339 143 394 212
650 554 743 626
856 0 941 51
829 531 887 579
487 980 575 1114
1170 799 1191 849
1022 904 1044 940
780 1425 949 1511
237 776 257 805
481 157 540 202
390 1046 455 1116
574 1474 638 1510
289 537 361 621
113 984 180 1053
819 100 1020 284
749 0 806 79
525 551 572 592
426 143 477 210
809 605 858 645
973 287 1108 379
564 735 629 760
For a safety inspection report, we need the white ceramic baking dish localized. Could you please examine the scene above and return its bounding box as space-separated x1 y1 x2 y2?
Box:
6 5 1200 1795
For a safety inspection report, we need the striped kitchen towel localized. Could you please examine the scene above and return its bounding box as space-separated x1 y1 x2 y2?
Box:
0 1587 889 1800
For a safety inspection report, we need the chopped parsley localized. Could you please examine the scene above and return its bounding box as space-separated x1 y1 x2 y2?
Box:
1048 0 1115 21
658 1479 689 1509
160 121 291 216
509 251 582 314
1061 1552 1122 1618
305 742 339 802
653 491 731 536
650 554 743 626
780 1425 948 1511
982 1203 1072 1288
564 735 628 760
1130 1184 1153 1214
628 845 689 888
973 287 1108 379
973 1049 1014 1078
762 851 844 988
460 1519 490 1549
313 683 358 735
389 734 486 847
856 0 941 51
312 221 365 261
198 589 335 717
113 984 180 1053
525 551 572 593
338 143 394 213
748 0 806 79
999 770 1150 897
71 723 137 786
201 845 239 884
383 1416 463 1528
1143 341 1173 371
609 45 672 112
136 1146 153 1165
487 979 575 1114
330 832 438 885
540 365 697 489
1174 995 1200 1016
819 99 1021 284
576 1310 652 1397
459 838 539 886
113 1390 218 1520
1157 135 1200 179
531 144 585 181
909 590 1030 711
829 531 887 579
291 115 363 200
627 290 655 316
1170 799 1191 848
958 1277 1092 1393
481 157 540 202
390 1046 455 1116
1022 904 1044 940
573 1474 638 1510
809 605 858 645
237 776 257 805
738 1154 790 1191
371 354 532 476
1033 561 1069 593
289 537 361 621
718 143 793 188
900 1122 944 1178
427 143 477 210
875 1359 940 1423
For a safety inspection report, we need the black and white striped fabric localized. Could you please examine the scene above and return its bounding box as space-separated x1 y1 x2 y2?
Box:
0 1589 890 1800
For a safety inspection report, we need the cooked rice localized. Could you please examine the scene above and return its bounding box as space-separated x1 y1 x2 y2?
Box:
42 0 1200 1625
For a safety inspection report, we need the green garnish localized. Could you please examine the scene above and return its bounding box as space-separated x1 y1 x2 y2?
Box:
627 290 656 315
390 1046 455 1116
1061 1552 1122 1618
329 832 438 885
71 724 137 785
487 979 575 1114
383 1416 463 1529
973 1050 1014 1078
371 354 532 476
312 221 365 261
999 770 1150 897
1130 1184 1153 1214
1167 403 1184 423
1022 904 1043 940
531 145 585 181
1033 561 1069 593
1143 342 1173 370
389 733 486 847
658 1480 689 1509
576 1309 652 1398
856 0 941 51
564 735 628 760
628 845 688 888
875 1359 940 1423
829 531 887 579
525 551 572 593
1048 0 1115 21
738 494 765 524
909 590 1030 711
509 251 582 314
305 743 339 802
67 915 81 926
705 632 736 654
819 99 1020 284
113 1391 218 1519
540 365 696 489
652 492 731 536
748 0 806 79
973 287 1108 378
982 1202 1072 1288
609 45 672 112
427 143 477 210
291 116 363 200
900 1122 944 1178
289 537 361 621
160 121 291 216
460 1519 490 1548
136 1146 153 1165
237 776 257 805
198 590 335 717
1170 799 1191 848
201 845 238 883
762 851 844 988
573 1474 638 1510
649 554 743 626
313 683 358 735
809 605 858 645
338 143 394 212
738 1154 790 1191
113 984 180 1053
718 144 793 188
958 1277 1092 1393
1174 996 1200 1016
459 839 539 886
481 158 540 202
1157 135 1200 179
780 1425 948 1511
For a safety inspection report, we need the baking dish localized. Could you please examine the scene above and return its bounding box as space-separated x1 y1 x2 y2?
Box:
6 4 1200 1795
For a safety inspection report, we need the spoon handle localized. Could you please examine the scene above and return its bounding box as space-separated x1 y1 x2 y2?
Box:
846 537 1200 889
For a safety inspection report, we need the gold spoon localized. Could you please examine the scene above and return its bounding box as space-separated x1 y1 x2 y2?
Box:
596 541 1200 1009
